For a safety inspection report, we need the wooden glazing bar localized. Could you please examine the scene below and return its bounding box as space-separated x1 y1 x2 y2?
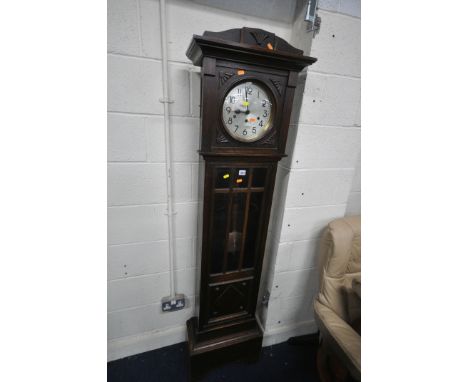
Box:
237 171 253 271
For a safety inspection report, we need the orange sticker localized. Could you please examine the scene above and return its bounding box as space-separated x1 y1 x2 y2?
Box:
237 69 245 75
236 178 243 184
267 42 273 50
249 117 256 122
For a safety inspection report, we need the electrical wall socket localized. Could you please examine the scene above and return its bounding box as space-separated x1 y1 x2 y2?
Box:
161 294 186 312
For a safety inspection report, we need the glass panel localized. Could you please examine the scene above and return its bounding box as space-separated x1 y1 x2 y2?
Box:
232 168 249 189
215 168 231 189
252 167 268 188
211 193 229 274
243 192 264 269
226 193 246 271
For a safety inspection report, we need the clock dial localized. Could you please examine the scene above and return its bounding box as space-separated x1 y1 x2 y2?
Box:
221 81 274 142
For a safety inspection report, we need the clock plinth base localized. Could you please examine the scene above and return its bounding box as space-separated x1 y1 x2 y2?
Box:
186 316 263 381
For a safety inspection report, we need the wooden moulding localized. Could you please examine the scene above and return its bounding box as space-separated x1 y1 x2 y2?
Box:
187 316 262 380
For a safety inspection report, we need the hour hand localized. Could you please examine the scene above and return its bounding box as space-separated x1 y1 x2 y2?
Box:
234 108 249 114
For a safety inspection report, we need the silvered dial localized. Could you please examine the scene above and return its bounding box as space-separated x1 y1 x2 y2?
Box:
221 81 274 142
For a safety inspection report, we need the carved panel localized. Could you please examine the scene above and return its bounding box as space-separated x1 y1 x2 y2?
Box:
270 79 282 95
259 130 276 146
219 71 235 87
209 280 250 319
216 130 230 143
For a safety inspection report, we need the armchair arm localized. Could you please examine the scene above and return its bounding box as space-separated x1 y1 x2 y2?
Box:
314 299 361 380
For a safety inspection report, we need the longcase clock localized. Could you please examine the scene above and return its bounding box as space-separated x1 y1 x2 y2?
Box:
185 27 316 377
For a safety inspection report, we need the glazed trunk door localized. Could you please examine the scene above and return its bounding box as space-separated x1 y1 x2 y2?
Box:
200 163 273 328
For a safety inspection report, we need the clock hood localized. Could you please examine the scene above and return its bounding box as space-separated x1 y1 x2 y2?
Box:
186 27 317 71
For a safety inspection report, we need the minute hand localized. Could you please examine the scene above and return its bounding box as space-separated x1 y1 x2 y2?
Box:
244 87 250 114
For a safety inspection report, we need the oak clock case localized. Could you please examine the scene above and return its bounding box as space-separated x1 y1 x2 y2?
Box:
185 27 316 378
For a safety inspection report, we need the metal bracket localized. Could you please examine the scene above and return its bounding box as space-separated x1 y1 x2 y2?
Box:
262 291 270 307
305 0 321 37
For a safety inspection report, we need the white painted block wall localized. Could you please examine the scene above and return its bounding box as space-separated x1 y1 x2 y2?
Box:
107 0 360 361
258 3 361 345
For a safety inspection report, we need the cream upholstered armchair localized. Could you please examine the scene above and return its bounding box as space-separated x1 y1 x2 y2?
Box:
314 216 361 381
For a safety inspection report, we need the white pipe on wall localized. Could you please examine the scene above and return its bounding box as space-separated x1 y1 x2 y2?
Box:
159 0 176 298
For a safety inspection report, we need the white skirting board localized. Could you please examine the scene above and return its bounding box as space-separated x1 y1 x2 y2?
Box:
108 325 187 362
261 319 318 347
108 319 318 362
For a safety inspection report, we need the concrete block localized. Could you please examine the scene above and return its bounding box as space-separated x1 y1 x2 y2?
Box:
191 163 201 202
171 117 200 162
346 191 361 216
271 268 319 299
354 97 361 126
280 204 346 242
271 239 319 274
108 273 170 311
108 54 163 114
263 319 317 346
145 115 166 162
285 169 355 207
108 163 166 206
289 239 320 271
278 293 315 325
351 152 361 192
300 73 360 126
174 237 196 270
108 113 147 162
173 163 193 203
318 0 340 12
168 63 191 116
189 69 201 117
175 268 196 296
275 242 291 273
268 165 290 241
108 303 159 340
108 240 169 280
108 0 141 56
193 0 297 24
289 125 361 169
289 10 312 55
265 298 282 327
108 205 168 245
174 202 198 238
310 11 360 77
289 74 307 125
339 0 361 18
108 237 195 281
165 0 292 63
139 0 162 58
108 296 196 340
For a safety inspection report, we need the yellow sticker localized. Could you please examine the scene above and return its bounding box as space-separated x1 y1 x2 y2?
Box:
237 69 245 75
242 101 249 106
236 178 243 184
223 174 229 179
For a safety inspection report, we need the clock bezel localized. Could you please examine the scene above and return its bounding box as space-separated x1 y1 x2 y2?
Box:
219 78 277 144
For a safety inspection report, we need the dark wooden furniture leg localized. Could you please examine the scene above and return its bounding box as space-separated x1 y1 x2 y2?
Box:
317 339 350 382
